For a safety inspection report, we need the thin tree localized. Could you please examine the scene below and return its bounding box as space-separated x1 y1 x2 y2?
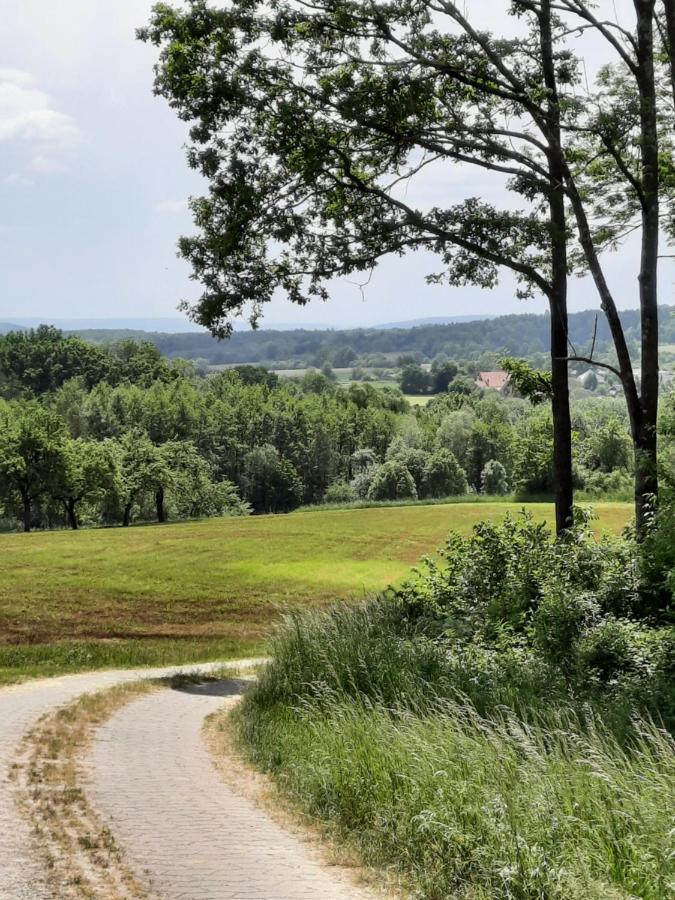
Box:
527 0 673 532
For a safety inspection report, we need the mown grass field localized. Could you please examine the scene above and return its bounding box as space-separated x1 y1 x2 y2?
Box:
0 501 631 684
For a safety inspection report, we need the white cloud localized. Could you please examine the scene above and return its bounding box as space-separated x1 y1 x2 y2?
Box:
0 68 80 178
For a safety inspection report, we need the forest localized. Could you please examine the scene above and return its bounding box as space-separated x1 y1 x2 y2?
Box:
0 325 659 532
39 305 675 369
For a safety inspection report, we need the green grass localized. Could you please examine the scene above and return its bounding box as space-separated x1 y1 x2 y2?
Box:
0 501 630 684
403 393 433 406
233 698 674 899
233 584 674 899
0 638 264 686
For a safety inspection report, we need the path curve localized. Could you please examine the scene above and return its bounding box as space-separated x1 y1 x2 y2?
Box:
0 661 254 899
88 681 372 900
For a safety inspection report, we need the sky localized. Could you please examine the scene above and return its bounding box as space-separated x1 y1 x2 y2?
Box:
0 1 672 331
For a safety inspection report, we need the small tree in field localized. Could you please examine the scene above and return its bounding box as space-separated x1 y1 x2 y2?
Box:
52 438 116 529
114 431 170 526
0 401 65 531
368 461 417 502
481 460 509 497
424 449 468 498
400 365 432 397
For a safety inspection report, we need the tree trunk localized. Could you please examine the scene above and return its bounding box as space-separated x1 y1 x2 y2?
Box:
156 487 166 523
635 0 660 535
64 498 78 530
21 491 31 533
122 503 132 527
635 421 658 528
540 0 574 535
549 296 574 534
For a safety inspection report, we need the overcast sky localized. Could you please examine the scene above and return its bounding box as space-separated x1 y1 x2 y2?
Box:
0 1 672 330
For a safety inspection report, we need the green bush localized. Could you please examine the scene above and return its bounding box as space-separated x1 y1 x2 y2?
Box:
480 458 509 495
423 448 468 498
640 500 675 621
323 480 357 504
250 511 674 732
367 460 417 501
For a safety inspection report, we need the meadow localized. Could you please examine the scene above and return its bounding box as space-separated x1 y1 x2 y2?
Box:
0 501 631 684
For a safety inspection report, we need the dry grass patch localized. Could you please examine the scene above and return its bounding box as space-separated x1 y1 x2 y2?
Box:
11 682 159 899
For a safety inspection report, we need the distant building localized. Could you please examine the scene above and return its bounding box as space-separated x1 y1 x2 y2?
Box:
475 371 510 392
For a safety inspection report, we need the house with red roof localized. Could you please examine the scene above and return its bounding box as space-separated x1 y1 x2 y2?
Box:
475 371 511 392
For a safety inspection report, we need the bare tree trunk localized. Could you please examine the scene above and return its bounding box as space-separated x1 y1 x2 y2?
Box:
122 503 132 527
21 491 31 533
635 0 660 532
156 487 166 523
540 0 574 534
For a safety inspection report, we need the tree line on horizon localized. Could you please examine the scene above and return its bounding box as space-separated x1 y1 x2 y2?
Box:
0 328 668 534
42 306 675 372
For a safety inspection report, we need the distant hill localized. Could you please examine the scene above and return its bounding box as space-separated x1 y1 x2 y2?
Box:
1 317 205 334
0 322 21 334
64 306 675 369
0 314 491 333
374 315 493 329
3 307 673 369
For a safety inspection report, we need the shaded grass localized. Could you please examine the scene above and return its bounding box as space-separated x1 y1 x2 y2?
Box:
0 502 630 684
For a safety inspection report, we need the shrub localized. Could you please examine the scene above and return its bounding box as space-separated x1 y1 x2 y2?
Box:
385 446 429 493
350 465 378 499
323 480 357 504
367 460 417 501
423 448 468 498
579 467 633 500
480 459 509 495
640 499 675 621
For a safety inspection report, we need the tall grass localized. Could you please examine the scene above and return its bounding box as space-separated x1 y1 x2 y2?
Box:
234 601 675 898
236 697 674 899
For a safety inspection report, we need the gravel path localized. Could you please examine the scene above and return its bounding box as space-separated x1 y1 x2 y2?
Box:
0 661 250 899
88 681 372 900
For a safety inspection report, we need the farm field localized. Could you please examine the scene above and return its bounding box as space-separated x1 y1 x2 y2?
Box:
0 501 631 684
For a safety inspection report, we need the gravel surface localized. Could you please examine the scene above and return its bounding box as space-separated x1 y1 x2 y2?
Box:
0 661 251 899
88 680 373 900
